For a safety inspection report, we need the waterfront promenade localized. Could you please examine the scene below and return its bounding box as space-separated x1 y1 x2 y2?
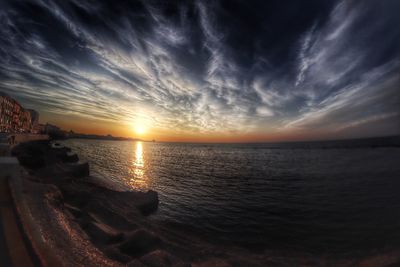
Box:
0 134 44 267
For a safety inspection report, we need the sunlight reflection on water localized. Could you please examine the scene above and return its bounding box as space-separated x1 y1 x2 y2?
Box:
128 141 147 189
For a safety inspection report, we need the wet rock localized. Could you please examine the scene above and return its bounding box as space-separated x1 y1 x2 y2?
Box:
56 150 79 163
62 162 90 178
77 216 92 230
140 250 190 267
127 260 147 267
11 140 48 157
51 143 71 152
66 194 90 210
119 229 162 258
135 190 159 215
44 185 64 207
60 180 159 229
17 153 46 169
87 209 138 232
64 203 84 218
193 259 231 267
104 247 132 263
60 183 142 231
85 221 124 245
65 153 79 163
11 140 53 169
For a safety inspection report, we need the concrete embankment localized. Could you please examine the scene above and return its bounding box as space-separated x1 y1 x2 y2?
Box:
11 134 49 145
0 133 49 156
0 134 45 267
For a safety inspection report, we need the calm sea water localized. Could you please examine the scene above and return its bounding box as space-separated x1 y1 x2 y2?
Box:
61 139 400 257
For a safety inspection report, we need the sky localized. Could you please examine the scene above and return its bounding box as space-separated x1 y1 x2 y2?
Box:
0 0 399 142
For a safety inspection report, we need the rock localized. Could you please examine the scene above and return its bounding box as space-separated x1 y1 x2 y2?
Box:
58 152 79 163
11 140 48 157
11 140 49 169
64 203 84 218
44 185 64 207
65 153 79 163
64 193 90 209
62 162 90 178
140 250 190 267
17 153 46 169
104 247 132 263
85 221 124 245
135 190 159 215
119 229 162 258
193 259 231 267
127 260 147 267
87 209 138 232
51 143 71 152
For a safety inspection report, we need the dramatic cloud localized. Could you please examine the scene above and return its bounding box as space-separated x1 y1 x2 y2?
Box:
0 0 399 139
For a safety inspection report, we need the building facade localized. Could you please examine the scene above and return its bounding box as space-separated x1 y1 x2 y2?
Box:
0 93 14 132
0 92 39 133
27 109 40 133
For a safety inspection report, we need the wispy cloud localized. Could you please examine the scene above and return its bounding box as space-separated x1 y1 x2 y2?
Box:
0 0 399 139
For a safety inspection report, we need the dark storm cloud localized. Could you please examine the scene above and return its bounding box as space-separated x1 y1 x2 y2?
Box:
0 0 399 136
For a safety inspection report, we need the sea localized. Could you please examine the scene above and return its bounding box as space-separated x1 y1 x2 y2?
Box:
61 136 400 259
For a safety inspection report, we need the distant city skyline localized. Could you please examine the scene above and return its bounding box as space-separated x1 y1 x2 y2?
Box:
0 0 399 142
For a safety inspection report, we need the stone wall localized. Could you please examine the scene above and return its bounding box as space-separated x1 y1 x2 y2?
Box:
8 134 49 145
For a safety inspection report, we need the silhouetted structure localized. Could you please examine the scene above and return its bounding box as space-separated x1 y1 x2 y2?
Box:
27 109 40 133
0 92 38 133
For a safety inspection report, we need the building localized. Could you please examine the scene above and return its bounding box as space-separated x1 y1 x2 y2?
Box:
26 109 40 133
20 109 32 133
0 92 39 133
12 99 22 132
0 93 14 132
43 123 61 134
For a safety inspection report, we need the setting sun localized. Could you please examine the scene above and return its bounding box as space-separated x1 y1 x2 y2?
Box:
134 124 146 135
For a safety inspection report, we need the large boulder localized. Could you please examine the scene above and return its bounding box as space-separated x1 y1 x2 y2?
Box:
127 260 146 267
17 153 46 169
135 190 159 215
57 151 79 163
65 153 79 163
61 162 90 178
118 229 162 258
104 247 132 263
85 221 124 245
139 250 190 267
192 259 232 267
11 140 48 169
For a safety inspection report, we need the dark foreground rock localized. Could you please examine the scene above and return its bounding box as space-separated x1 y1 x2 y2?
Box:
139 250 190 267
58 152 79 163
60 162 90 178
119 229 162 258
11 140 48 169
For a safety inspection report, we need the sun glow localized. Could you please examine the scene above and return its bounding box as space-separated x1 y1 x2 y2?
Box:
134 124 146 136
132 122 147 135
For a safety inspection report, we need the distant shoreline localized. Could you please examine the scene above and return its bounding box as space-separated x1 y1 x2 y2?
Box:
67 136 143 142
66 135 400 149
